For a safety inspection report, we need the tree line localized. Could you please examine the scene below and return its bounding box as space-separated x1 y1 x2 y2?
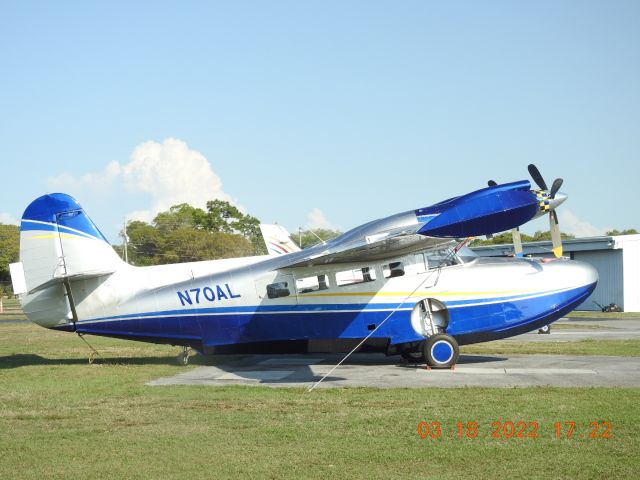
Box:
115 200 266 266
471 228 638 246
114 200 341 266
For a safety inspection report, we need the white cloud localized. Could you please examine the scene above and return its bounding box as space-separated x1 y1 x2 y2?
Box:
48 160 122 195
559 209 611 238
305 207 338 230
47 138 235 223
122 138 233 220
0 212 18 225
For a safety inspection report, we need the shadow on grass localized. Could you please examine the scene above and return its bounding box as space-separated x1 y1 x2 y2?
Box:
0 353 181 369
0 351 244 369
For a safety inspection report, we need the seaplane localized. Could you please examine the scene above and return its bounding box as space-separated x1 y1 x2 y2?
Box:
10 165 597 368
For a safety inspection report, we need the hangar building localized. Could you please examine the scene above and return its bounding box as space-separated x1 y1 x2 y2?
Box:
472 234 640 312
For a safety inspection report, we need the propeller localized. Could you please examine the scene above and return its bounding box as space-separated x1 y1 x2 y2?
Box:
512 227 523 257
527 164 548 191
550 178 563 198
528 164 565 258
487 165 566 258
549 210 562 258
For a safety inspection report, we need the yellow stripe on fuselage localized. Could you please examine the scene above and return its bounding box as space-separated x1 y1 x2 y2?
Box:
27 233 82 240
299 289 529 298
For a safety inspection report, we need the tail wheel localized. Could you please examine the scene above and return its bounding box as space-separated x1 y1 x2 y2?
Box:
538 325 551 334
423 334 459 369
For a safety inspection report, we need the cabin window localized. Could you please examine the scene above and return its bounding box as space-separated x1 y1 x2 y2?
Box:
296 274 329 294
336 266 377 287
266 281 290 299
383 261 405 278
425 248 458 269
414 253 428 274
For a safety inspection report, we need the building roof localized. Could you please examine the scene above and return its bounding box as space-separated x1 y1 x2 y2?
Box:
472 234 640 256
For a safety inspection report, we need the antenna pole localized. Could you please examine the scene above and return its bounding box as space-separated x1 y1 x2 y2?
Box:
123 217 129 264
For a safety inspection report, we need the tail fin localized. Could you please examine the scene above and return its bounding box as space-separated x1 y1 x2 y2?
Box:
19 193 123 294
259 224 301 256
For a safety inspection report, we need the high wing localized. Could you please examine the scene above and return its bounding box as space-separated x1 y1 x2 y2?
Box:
278 222 456 268
271 179 554 269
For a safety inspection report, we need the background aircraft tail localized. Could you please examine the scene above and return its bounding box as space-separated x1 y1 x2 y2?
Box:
259 224 301 256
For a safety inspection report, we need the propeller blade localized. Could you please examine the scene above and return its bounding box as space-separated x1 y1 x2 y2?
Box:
528 164 548 191
511 227 523 257
549 209 563 258
550 178 563 198
488 180 498 187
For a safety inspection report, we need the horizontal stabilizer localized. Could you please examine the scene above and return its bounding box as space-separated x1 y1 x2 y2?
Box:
27 270 116 294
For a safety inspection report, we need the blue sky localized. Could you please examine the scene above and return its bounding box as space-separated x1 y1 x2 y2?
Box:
1 1 638 243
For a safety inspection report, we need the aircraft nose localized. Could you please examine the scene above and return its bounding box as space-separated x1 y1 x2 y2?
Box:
549 192 567 210
571 259 598 287
547 259 598 290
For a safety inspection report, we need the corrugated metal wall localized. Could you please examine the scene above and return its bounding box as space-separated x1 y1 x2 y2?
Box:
622 240 640 312
574 250 624 311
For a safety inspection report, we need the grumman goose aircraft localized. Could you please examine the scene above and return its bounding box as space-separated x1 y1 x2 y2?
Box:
10 165 597 368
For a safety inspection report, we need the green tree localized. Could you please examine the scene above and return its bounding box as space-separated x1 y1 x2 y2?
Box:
0 224 19 295
203 200 265 254
606 229 638 236
124 220 163 266
154 204 206 234
471 229 574 246
294 228 342 248
121 200 267 265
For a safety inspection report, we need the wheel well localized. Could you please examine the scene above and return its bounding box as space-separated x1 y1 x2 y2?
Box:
410 298 449 337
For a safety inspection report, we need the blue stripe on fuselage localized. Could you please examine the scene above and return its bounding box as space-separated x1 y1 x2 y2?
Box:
56 283 596 349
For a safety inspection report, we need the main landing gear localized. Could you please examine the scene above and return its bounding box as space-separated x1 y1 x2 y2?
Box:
423 334 459 369
401 334 460 369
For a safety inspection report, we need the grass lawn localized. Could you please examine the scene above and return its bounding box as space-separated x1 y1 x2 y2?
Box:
568 310 640 319
463 339 640 356
0 297 25 321
546 322 605 330
1 321 639 479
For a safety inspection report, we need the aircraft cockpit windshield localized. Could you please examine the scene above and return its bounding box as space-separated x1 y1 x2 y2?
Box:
456 246 479 264
422 246 477 269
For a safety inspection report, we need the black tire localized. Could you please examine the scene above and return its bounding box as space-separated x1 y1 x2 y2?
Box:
423 334 459 369
401 350 425 363
538 325 551 334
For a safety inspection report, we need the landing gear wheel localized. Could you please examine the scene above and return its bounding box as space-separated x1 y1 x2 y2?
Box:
423 334 459 369
401 351 425 363
538 325 551 334
177 346 190 366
